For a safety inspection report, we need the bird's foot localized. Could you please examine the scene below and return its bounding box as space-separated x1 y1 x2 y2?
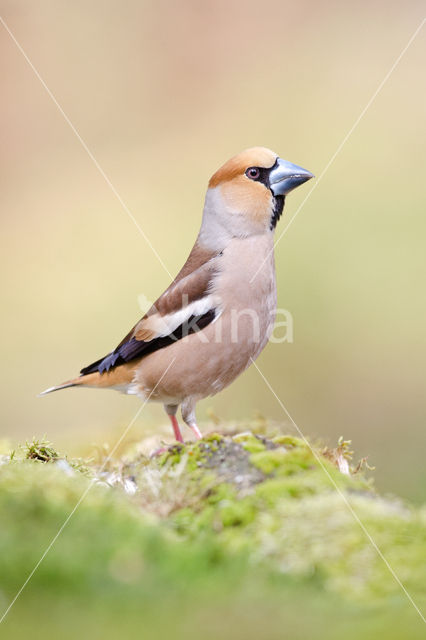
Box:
150 446 169 458
188 422 202 439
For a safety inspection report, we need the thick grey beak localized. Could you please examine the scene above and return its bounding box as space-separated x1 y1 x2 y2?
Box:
269 158 314 196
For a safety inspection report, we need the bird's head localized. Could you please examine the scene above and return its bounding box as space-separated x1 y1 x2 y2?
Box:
200 147 313 248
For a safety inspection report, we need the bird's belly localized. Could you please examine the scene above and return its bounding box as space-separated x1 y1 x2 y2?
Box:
133 280 276 403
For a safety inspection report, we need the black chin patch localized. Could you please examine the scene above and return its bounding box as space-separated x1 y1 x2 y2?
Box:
270 195 285 230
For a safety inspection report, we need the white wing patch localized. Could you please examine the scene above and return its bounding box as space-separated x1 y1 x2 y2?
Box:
135 293 221 342
155 294 220 337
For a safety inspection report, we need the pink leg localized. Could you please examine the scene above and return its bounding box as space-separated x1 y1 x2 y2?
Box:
181 400 202 440
169 414 184 443
188 423 202 439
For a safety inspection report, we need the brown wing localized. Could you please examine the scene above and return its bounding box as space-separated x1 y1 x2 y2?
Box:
80 245 220 375
115 242 218 348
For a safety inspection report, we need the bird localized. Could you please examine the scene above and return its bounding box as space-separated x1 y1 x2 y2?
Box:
40 147 313 443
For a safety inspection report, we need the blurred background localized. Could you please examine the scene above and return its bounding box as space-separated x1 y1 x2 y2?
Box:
1 0 425 501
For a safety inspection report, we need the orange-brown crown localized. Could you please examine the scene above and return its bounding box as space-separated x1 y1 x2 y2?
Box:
208 147 278 188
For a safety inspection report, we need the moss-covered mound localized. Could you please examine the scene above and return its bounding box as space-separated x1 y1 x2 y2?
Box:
0 430 425 639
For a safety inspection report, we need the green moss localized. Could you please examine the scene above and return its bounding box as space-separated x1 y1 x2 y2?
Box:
158 443 185 466
24 437 59 462
250 448 289 474
232 432 266 453
203 432 224 445
1 428 425 620
271 435 306 448
255 475 318 501
219 496 257 528
159 437 225 472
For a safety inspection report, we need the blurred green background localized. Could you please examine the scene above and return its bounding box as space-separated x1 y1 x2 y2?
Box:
1 0 425 502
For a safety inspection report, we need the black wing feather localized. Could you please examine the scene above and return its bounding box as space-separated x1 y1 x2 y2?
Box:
80 309 216 376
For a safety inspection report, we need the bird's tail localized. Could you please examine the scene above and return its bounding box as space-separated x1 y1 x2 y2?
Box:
38 372 101 397
38 367 136 397
38 379 80 397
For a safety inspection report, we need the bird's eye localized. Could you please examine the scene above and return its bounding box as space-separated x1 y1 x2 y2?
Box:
246 167 260 180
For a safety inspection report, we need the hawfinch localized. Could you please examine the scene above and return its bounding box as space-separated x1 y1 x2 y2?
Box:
41 147 313 442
